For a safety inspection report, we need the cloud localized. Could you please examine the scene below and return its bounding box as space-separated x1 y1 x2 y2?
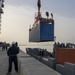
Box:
1 4 36 44
54 14 75 43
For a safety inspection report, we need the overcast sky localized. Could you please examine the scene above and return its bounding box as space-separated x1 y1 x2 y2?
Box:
1 0 75 45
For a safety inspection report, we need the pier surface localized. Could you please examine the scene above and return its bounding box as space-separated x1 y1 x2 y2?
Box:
0 48 61 75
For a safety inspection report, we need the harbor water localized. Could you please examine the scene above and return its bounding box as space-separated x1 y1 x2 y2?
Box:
19 42 54 53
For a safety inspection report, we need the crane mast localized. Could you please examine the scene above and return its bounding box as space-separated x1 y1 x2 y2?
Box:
0 0 4 35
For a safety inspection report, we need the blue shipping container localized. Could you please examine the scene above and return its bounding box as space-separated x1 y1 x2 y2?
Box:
29 23 54 42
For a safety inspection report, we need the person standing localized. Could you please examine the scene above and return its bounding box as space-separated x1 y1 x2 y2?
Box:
6 42 19 74
15 42 19 53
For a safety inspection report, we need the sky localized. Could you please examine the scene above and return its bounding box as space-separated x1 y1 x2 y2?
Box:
1 0 75 45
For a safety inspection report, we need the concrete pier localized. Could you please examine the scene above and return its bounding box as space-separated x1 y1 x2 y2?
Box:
18 50 62 75
0 49 61 75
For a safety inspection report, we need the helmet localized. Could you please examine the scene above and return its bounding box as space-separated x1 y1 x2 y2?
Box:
12 42 15 45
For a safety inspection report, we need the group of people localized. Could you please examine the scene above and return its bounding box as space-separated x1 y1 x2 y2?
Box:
6 42 20 74
53 42 75 49
2 44 8 51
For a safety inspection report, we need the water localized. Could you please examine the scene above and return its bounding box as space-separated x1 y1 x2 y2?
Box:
19 42 54 53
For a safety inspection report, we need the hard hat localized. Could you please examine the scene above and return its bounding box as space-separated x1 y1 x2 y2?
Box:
12 42 15 45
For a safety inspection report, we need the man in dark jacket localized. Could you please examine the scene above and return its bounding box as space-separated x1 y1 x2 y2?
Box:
7 42 19 74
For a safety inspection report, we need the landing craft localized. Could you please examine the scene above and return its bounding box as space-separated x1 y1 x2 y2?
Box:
29 0 54 42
